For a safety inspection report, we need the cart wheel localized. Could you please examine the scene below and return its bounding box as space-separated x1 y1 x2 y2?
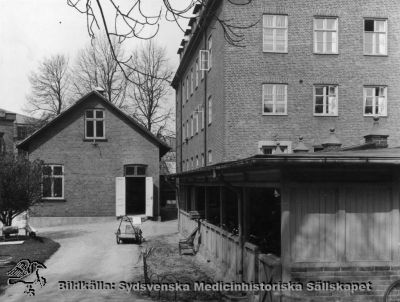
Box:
116 236 121 244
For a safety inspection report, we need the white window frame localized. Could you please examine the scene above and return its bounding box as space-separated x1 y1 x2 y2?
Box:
363 86 387 116
190 68 194 95
313 85 339 116
364 19 388 55
195 107 199 134
190 115 194 137
85 109 105 139
208 35 212 70
186 120 189 139
186 76 189 101
196 155 199 167
199 50 209 72
195 59 199 87
201 153 205 166
262 84 288 115
208 150 212 164
208 96 212 125
313 17 338 54
201 105 205 129
182 123 186 142
263 15 288 53
42 164 64 200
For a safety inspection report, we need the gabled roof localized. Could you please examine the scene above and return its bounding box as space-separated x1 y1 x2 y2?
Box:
17 91 170 156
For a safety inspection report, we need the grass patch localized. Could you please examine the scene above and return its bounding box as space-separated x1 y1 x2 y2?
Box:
0 236 60 295
133 234 220 301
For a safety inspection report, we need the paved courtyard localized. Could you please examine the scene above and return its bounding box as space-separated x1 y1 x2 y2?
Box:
1 219 178 302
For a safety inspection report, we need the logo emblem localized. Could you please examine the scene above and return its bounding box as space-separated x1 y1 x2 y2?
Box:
7 259 47 296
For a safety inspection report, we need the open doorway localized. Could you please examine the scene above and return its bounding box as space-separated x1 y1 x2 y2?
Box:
247 188 281 256
126 177 146 215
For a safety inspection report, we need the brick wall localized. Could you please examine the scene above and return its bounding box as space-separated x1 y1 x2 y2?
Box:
175 0 400 167
176 3 226 172
223 0 400 162
27 94 160 217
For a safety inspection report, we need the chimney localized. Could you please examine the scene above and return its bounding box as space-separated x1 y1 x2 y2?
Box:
321 128 342 152
364 116 389 148
293 136 309 153
94 87 105 96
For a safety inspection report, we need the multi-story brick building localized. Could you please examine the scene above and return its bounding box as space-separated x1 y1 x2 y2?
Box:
171 1 400 300
172 0 400 173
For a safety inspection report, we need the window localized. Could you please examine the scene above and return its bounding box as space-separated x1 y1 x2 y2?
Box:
190 115 194 137
208 96 212 125
208 150 212 164
196 155 199 167
261 145 288 154
259 141 292 154
124 165 147 176
208 35 212 69
201 105 205 129
182 123 186 141
186 76 189 101
182 81 185 102
262 84 287 115
314 85 338 116
43 165 64 199
263 15 288 53
200 50 209 73
195 59 199 87
364 19 387 55
195 107 199 134
17 126 28 140
314 18 338 54
190 68 194 94
201 153 205 166
85 109 105 139
186 120 189 139
363 86 387 116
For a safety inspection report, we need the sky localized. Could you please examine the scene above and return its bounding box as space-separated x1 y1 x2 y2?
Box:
0 0 183 116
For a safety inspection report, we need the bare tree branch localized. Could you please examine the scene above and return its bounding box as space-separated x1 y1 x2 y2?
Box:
67 0 257 81
25 54 71 124
72 35 129 109
128 41 173 136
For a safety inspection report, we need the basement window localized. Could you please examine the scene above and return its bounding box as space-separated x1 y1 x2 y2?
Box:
85 109 105 139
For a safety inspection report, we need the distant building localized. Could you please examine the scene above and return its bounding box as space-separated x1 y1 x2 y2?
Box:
0 108 36 154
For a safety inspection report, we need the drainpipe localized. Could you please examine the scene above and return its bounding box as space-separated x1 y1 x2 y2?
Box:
204 30 208 167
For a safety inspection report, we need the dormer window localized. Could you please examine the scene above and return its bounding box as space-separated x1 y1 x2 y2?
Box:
85 109 105 139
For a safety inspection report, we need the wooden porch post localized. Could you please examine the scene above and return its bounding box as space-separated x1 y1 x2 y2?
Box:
205 187 209 221
242 188 250 242
220 187 226 228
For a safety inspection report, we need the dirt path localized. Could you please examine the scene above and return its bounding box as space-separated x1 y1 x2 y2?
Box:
0 219 178 302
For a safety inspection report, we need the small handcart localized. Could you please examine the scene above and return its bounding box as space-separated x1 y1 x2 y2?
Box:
115 216 143 244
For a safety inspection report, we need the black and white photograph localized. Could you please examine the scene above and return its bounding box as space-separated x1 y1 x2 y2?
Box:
0 1 400 301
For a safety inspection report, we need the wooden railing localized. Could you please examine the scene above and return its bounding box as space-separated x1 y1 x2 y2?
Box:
178 210 282 285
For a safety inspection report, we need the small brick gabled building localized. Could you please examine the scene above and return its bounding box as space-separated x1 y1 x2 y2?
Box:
18 91 170 223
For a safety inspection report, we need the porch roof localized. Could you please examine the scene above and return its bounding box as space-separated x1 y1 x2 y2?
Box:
172 147 400 178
